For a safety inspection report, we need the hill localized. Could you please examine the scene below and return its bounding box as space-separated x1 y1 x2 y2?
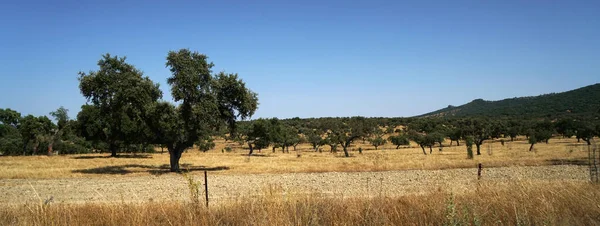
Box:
419 83 600 118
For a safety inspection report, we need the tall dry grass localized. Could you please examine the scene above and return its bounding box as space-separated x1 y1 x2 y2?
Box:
2 181 599 225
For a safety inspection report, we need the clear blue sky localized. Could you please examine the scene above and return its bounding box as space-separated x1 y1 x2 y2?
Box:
1 0 599 119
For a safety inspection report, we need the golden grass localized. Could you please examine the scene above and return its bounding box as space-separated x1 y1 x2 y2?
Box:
0 137 591 179
1 180 599 225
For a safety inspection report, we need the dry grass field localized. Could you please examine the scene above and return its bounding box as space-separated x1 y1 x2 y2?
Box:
0 137 591 179
1 181 599 225
1 137 598 225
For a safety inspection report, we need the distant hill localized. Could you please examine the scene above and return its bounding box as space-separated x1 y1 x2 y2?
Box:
419 83 600 118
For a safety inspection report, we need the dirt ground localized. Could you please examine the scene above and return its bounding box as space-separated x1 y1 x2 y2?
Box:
0 165 588 205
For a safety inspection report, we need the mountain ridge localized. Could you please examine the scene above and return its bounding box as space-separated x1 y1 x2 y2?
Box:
418 83 600 118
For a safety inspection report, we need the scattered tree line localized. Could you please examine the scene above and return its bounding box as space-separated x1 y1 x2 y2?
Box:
1 50 599 170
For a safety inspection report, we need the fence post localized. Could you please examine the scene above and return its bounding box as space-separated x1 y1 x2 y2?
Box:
204 170 209 208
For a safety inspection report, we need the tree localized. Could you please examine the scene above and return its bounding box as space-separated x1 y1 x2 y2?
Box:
0 108 23 155
0 108 21 127
447 126 462 146
306 129 325 152
19 115 54 155
78 54 162 157
76 105 109 152
506 120 521 142
158 49 258 172
370 136 386 150
244 119 271 156
575 120 597 145
47 107 69 155
407 131 435 155
329 117 372 157
465 136 474 159
555 118 576 138
276 124 299 153
387 135 409 149
369 128 387 150
461 118 493 155
429 131 445 151
527 120 554 151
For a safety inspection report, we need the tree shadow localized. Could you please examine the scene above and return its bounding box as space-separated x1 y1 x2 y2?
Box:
71 154 153 159
73 164 229 175
242 154 274 157
546 158 588 166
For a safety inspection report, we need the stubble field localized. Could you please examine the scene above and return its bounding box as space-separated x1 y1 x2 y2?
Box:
1 137 599 225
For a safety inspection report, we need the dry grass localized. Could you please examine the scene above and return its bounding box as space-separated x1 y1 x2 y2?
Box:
0 137 591 179
1 180 599 225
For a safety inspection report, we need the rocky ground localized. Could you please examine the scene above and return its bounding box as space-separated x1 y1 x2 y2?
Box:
0 165 588 205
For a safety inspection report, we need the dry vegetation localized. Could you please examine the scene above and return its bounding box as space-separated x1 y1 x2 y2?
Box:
0 137 590 179
1 137 598 225
1 181 599 225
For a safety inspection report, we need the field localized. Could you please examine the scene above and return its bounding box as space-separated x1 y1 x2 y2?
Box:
1 137 599 225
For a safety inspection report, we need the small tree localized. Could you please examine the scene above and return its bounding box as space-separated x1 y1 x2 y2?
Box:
407 131 435 155
465 136 474 159
369 128 387 150
370 136 386 150
306 129 324 151
47 107 69 155
388 135 409 149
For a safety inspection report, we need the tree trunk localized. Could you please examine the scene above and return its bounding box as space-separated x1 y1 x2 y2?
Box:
476 143 481 155
32 141 39 156
529 143 535 152
375 146 378 150
511 136 514 142
421 145 426 155
449 140 453 146
169 148 183 172
438 141 443 151
47 142 54 156
248 143 254 156
396 145 400 149
161 146 164 154
343 146 350 157
22 142 28 156
456 140 460 146
429 146 433 154
110 143 118 157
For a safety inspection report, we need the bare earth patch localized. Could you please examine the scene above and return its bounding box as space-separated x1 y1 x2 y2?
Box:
0 165 587 205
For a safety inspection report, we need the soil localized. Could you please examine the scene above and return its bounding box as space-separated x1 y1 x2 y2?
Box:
0 165 588 205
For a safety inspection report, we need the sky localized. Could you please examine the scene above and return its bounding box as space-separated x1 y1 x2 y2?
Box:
1 0 599 119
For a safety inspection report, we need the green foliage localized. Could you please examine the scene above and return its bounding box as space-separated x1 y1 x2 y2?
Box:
244 118 271 154
527 120 555 151
388 135 409 149
465 136 474 159
78 54 162 156
196 138 215 152
157 49 258 171
326 117 374 157
369 137 386 150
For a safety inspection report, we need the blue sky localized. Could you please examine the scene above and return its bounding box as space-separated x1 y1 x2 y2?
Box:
1 0 599 119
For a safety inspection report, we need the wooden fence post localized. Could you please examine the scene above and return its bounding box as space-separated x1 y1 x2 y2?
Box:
204 170 209 208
